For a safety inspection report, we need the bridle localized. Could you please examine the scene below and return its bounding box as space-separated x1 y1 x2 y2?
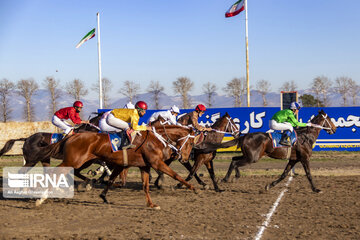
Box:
311 113 334 133
211 117 240 137
151 126 195 159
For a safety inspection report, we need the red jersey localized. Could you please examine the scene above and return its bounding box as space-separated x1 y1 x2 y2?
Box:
54 107 82 124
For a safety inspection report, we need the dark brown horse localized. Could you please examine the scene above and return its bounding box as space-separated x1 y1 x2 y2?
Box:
35 126 197 209
155 112 240 192
200 110 336 193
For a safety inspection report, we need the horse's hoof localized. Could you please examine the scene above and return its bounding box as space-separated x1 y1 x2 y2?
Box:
35 199 43 207
152 205 161 210
265 184 271 191
215 188 225 193
99 194 108 204
202 185 209 190
313 188 322 193
85 183 92 191
221 178 228 183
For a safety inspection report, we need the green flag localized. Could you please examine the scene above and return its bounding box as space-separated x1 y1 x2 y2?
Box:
76 28 95 48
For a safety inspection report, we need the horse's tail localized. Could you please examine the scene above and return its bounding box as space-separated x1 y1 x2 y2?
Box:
0 138 27 156
194 135 244 153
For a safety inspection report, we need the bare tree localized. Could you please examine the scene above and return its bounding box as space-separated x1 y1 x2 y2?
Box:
202 82 217 108
17 79 38 122
256 79 271 107
0 78 15 122
66 79 88 101
335 76 352 106
310 76 332 107
43 76 61 117
223 77 247 107
173 77 193 109
119 80 140 103
280 80 297 92
92 78 112 108
348 79 360 106
147 80 164 110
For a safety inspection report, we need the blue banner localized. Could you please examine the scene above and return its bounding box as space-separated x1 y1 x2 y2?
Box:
99 107 360 151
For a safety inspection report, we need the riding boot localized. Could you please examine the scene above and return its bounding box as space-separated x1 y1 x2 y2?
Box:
279 130 291 146
122 128 136 149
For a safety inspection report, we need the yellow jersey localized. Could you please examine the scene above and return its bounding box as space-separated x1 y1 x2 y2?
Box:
110 108 147 131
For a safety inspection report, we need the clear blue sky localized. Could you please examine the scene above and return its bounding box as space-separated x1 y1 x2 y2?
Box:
1 0 359 100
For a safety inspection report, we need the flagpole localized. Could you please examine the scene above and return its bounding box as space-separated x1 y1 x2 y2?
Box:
97 12 103 109
245 0 250 107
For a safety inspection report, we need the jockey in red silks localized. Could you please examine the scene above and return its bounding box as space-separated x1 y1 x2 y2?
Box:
52 101 89 135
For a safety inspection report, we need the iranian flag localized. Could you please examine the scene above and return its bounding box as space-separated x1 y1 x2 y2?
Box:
225 0 245 18
76 28 96 48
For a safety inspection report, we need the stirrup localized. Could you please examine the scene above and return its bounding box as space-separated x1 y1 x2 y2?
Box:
279 138 291 146
122 144 136 150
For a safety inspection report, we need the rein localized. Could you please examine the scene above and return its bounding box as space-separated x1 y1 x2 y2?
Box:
312 114 332 130
211 117 240 136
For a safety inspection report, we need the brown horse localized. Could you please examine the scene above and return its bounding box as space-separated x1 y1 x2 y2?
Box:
173 112 240 192
0 113 102 183
200 110 336 193
35 126 197 209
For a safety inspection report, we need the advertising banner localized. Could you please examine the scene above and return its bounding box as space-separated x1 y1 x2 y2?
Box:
99 107 360 151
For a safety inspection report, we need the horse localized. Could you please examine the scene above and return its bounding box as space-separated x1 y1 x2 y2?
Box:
34 125 197 209
0 113 102 182
198 110 337 193
155 112 240 192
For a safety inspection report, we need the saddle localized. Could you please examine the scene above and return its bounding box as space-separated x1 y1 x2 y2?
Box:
269 131 297 148
50 133 65 144
108 131 136 152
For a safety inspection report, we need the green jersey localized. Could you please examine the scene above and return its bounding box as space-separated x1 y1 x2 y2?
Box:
271 109 307 127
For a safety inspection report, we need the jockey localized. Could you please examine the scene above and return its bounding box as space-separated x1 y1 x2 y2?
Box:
52 101 89 135
105 101 152 149
177 104 212 132
124 102 135 109
148 105 181 125
99 101 135 133
269 101 311 146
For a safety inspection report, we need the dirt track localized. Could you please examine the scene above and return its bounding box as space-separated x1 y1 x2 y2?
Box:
1 153 360 239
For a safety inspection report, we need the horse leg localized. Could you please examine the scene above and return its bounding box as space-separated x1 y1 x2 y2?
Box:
151 160 196 192
175 157 205 189
206 160 223 192
180 160 207 187
301 159 321 193
99 166 123 204
265 160 297 191
140 166 160 209
222 155 246 182
154 158 173 189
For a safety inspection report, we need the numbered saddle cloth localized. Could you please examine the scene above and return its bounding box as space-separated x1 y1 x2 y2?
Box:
107 131 135 152
269 130 297 148
50 133 65 144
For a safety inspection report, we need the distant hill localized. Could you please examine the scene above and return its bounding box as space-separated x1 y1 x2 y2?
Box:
4 88 359 121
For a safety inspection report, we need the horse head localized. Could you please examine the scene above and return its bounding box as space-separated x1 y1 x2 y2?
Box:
151 125 195 162
150 116 169 128
311 110 337 134
212 112 240 137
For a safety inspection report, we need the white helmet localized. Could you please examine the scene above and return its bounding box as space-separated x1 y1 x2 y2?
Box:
124 102 135 109
170 105 180 114
290 102 301 110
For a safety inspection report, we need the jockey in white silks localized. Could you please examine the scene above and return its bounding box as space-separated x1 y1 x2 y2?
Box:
99 102 135 132
147 105 181 125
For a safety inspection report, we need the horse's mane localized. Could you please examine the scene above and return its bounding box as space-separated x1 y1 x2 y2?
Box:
211 113 229 129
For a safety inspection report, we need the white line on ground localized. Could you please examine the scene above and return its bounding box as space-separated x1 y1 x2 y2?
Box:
254 176 293 240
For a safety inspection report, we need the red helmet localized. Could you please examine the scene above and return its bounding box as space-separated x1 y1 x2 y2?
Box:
195 104 206 112
73 101 83 108
135 101 148 110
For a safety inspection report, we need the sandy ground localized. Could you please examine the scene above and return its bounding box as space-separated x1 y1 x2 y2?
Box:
1 152 359 239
